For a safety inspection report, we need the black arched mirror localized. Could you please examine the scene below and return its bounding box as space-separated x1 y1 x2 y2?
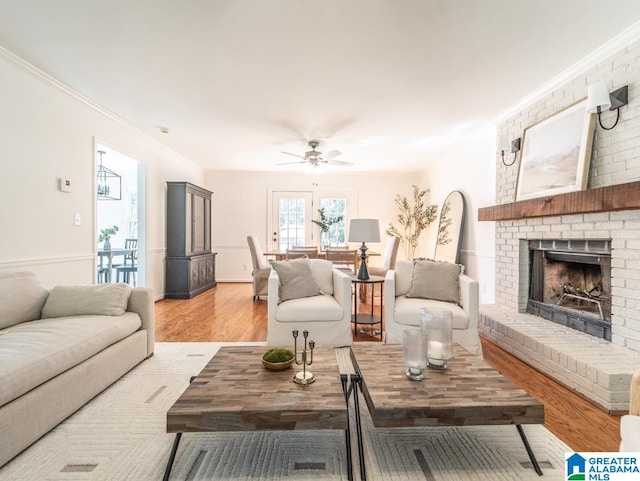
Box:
434 191 465 264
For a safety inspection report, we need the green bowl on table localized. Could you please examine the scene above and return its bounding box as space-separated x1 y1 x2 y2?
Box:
261 348 295 371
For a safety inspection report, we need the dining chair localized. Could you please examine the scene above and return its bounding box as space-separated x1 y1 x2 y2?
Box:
247 235 271 300
368 236 400 277
325 248 358 274
97 266 109 283
364 236 400 300
115 238 138 286
286 247 319 259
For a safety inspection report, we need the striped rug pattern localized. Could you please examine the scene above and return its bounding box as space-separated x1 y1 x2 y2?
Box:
0 342 568 480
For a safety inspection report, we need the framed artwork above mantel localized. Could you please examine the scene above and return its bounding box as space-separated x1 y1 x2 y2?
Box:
515 99 595 201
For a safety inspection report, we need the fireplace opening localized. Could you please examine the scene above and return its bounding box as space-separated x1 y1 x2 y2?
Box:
527 239 612 340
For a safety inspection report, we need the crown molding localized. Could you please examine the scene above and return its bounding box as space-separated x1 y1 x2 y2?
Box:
0 46 195 165
495 20 640 124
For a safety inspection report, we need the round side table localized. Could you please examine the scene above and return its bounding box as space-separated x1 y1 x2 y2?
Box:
350 275 384 339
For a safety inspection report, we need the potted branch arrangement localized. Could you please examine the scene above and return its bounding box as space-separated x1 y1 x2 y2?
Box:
312 208 343 249
386 185 438 260
98 225 119 251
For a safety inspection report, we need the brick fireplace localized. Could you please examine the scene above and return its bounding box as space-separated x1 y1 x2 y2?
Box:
475 33 640 412
478 184 640 412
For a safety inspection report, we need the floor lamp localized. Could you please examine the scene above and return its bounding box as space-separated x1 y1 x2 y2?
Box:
348 219 380 280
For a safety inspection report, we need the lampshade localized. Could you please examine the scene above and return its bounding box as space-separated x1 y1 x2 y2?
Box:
348 219 380 243
587 82 611 114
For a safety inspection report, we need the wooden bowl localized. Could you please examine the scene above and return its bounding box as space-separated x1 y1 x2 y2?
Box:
261 357 295 371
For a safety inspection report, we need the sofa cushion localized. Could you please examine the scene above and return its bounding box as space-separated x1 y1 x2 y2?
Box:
0 313 142 407
41 283 132 319
406 259 461 304
0 272 49 329
271 258 321 302
392 296 470 330
275 294 344 322
394 261 414 296
309 259 335 295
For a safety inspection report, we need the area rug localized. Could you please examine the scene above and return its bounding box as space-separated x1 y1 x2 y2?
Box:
0 342 569 481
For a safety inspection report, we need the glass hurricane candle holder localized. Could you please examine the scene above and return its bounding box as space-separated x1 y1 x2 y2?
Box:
403 328 426 380
420 307 453 370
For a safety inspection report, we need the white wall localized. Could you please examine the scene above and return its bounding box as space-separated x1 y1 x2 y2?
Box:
0 47 497 303
205 170 419 281
0 49 203 298
417 130 497 303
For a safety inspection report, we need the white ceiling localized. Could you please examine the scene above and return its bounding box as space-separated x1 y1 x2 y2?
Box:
2 1 640 173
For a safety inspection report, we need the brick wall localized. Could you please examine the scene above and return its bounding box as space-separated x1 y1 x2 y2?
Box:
494 36 640 354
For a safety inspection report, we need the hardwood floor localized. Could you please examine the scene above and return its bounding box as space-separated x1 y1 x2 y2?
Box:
155 282 622 451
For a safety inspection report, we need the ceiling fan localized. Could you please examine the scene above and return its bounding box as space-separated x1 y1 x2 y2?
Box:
278 140 354 168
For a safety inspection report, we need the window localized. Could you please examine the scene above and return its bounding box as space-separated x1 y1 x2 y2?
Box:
318 197 347 246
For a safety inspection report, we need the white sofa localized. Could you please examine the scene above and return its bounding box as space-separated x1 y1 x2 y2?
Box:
620 368 640 451
0 272 154 467
384 260 482 356
267 258 352 347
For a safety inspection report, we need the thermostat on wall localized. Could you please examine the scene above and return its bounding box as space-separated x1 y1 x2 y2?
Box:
59 178 71 193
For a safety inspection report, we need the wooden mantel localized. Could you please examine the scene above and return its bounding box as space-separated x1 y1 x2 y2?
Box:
478 180 640 221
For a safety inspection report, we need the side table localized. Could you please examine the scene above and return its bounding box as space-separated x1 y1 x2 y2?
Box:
350 275 384 339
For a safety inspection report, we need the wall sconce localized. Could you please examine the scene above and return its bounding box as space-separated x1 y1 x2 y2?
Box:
587 82 629 130
501 137 521 167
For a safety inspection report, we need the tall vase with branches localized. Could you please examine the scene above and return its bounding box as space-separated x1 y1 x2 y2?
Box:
386 185 438 260
312 208 343 248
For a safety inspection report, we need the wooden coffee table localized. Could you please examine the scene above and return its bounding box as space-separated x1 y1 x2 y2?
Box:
163 345 352 480
350 343 546 477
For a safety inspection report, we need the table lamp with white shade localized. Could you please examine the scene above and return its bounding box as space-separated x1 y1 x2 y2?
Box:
348 219 380 280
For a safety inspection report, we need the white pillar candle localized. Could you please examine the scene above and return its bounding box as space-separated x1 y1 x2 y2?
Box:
429 340 444 359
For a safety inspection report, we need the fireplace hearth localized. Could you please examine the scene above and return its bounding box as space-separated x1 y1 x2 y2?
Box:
526 239 612 340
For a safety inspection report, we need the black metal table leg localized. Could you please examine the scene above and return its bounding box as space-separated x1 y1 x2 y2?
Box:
352 377 366 481
341 376 354 481
516 424 543 476
163 375 198 480
162 432 182 481
341 372 366 481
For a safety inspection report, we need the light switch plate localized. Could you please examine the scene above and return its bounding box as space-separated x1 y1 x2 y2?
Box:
74 214 81 226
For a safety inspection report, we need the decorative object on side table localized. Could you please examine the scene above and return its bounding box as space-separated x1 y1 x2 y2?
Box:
420 307 453 370
261 348 295 371
292 329 315 385
311 207 343 249
402 328 426 380
348 218 380 280
98 225 119 250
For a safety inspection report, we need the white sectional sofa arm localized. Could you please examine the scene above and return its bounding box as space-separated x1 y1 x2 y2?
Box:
127 287 155 357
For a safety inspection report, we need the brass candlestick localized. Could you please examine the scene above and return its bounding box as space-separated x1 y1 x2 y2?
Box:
292 329 315 385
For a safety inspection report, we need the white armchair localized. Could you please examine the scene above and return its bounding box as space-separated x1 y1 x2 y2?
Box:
267 258 353 347
384 260 482 356
620 368 640 451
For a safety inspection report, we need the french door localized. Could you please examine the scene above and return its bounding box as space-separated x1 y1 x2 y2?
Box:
271 191 313 251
